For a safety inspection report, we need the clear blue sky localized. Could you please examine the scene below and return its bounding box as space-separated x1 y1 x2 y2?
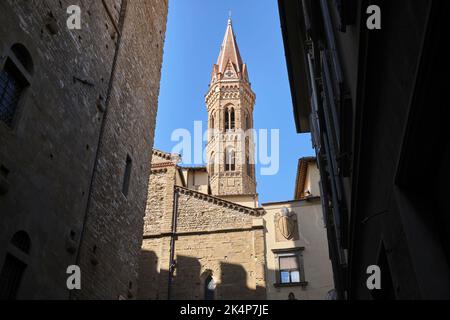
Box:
154 0 314 204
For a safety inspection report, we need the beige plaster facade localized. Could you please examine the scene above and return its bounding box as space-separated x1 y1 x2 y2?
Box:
262 158 334 300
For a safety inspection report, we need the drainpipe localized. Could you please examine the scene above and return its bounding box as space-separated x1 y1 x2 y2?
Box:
168 188 179 300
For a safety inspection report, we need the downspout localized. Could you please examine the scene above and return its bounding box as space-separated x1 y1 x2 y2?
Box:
168 188 179 300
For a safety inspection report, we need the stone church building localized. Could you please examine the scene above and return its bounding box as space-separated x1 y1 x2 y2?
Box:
139 19 266 300
138 19 334 300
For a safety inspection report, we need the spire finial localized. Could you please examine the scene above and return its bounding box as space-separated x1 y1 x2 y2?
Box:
228 10 232 25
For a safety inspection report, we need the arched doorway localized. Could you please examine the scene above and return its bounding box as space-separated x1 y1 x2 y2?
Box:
204 275 216 300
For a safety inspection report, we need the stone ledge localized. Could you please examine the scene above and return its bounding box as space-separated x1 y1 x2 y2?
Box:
273 281 308 288
175 185 265 217
143 224 264 239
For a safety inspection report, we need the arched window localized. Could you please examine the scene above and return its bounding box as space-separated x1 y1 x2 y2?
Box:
245 137 250 156
11 231 31 254
245 113 250 130
0 231 31 299
225 108 229 130
225 148 235 171
204 275 215 300
210 113 215 130
230 108 235 129
11 44 33 74
0 43 32 127
224 107 235 131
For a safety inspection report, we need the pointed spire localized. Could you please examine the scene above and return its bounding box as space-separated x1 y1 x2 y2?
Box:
216 17 244 75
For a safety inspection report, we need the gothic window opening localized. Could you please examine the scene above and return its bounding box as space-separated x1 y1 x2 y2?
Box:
0 44 32 127
204 275 215 300
0 231 31 300
224 107 235 131
230 108 235 129
10 44 34 73
225 148 235 172
225 109 229 130
0 254 26 300
246 155 251 178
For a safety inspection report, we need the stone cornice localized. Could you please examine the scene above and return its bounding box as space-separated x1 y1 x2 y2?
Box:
150 161 175 173
143 225 264 239
152 148 173 160
174 185 265 217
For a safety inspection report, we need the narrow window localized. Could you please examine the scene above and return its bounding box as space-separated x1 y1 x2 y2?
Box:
225 148 235 172
204 275 215 300
245 138 251 177
0 254 26 300
209 153 215 176
10 231 31 254
224 107 235 131
0 231 31 300
122 154 132 197
230 108 235 129
0 60 27 127
0 44 32 128
225 108 229 130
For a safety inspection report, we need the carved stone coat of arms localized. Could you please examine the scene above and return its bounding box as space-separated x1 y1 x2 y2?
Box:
275 208 299 241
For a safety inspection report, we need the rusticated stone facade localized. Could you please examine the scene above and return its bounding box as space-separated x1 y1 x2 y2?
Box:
138 151 266 300
0 0 167 299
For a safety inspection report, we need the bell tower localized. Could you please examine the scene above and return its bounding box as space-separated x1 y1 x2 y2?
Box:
206 18 257 197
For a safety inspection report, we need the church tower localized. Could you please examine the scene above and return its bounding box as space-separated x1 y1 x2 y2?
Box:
206 18 257 197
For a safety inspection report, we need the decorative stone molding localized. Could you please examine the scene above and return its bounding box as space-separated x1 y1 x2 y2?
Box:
174 185 264 217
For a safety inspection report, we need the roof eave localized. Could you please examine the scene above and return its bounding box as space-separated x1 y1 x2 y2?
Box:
278 0 312 133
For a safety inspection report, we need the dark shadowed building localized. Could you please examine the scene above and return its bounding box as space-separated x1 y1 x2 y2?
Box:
0 0 168 299
278 0 450 299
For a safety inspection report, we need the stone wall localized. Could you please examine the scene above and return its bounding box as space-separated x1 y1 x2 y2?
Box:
0 0 167 299
74 0 168 299
139 164 266 300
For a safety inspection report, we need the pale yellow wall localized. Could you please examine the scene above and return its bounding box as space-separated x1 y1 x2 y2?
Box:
219 194 259 208
181 169 209 194
305 162 321 197
262 200 334 300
